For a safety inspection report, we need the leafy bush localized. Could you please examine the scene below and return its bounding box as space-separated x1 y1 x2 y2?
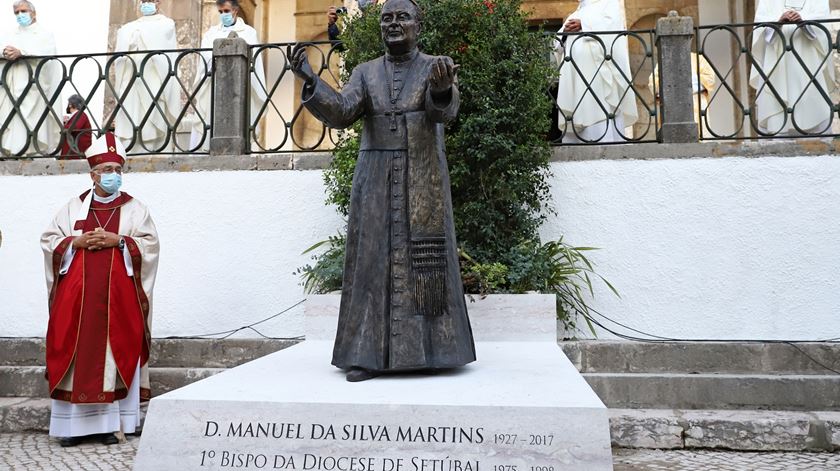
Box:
295 234 346 294
302 0 617 336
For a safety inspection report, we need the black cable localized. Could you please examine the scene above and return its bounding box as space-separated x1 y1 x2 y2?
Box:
574 309 840 375
162 299 307 341
582 305 840 344
783 341 840 375
154 296 840 374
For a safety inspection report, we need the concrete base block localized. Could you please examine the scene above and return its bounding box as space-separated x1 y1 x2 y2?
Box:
135 297 614 470
134 341 614 470
659 123 698 143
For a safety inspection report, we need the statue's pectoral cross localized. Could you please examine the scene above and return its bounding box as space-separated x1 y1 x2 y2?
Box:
385 108 403 132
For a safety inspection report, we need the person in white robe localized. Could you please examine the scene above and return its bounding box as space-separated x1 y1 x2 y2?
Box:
42 133 159 447
190 0 267 151
750 0 836 136
0 1 62 156
113 0 180 153
554 0 638 143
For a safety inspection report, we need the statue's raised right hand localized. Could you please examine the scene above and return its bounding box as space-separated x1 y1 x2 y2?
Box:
290 45 317 86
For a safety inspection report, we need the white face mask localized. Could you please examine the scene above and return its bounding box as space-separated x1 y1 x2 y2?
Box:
140 2 157 16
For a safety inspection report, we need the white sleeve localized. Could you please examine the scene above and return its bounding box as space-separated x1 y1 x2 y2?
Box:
58 245 75 275
123 244 135 277
765 24 819 42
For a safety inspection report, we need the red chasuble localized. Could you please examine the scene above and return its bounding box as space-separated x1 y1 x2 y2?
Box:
46 191 150 404
60 111 93 159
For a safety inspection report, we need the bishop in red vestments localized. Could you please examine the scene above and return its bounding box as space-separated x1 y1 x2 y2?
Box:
41 133 159 447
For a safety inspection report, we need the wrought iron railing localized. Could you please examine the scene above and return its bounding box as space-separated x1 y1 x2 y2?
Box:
249 41 345 154
0 47 212 159
2 20 839 160
550 29 659 145
696 18 840 140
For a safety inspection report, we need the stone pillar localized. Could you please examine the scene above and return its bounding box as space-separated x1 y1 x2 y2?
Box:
655 11 698 143
210 35 250 156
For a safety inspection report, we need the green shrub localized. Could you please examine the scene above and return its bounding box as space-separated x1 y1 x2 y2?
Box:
295 234 346 294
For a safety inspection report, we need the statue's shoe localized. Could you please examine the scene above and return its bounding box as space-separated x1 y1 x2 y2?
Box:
346 368 380 382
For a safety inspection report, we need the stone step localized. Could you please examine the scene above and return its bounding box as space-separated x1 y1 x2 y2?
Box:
148 367 226 395
0 338 297 368
4 398 838 453
0 397 51 432
7 367 838 413
608 409 840 452
0 366 225 398
561 341 840 375
585 373 840 411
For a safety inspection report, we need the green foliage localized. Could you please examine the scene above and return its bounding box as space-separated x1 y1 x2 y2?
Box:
295 234 346 294
418 0 555 262
303 0 617 335
461 252 509 296
461 238 619 337
323 131 358 216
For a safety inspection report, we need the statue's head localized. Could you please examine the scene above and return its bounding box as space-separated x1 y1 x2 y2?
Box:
380 0 422 54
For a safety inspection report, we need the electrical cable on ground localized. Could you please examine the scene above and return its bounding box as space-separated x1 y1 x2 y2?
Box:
162 299 306 341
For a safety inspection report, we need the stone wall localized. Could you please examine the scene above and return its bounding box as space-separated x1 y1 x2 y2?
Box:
521 0 579 25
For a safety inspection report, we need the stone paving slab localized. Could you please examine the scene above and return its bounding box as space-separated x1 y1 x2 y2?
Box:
613 448 840 471
1 432 840 471
0 432 140 471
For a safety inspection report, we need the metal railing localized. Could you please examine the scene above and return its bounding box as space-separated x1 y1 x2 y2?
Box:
696 18 840 140
550 29 659 145
2 18 838 160
0 47 213 159
249 41 345 153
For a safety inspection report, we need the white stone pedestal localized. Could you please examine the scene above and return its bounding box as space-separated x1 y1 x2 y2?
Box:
134 295 614 470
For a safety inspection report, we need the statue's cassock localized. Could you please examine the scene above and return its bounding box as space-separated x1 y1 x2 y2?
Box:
301 50 476 373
